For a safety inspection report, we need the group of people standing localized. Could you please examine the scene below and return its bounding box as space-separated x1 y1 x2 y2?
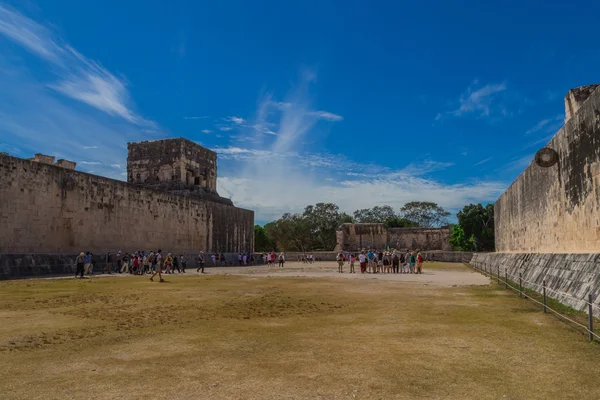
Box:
75 250 188 281
298 254 315 263
336 250 425 274
263 252 286 267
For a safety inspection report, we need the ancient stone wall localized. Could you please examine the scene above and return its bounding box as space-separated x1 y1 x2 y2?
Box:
127 138 229 204
470 253 600 317
0 154 253 254
495 86 600 252
0 252 265 279
335 223 451 251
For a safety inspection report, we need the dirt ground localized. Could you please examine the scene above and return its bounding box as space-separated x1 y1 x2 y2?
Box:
1 262 599 399
208 261 489 287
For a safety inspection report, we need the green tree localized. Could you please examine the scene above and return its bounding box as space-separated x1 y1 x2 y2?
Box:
353 205 396 223
399 201 450 227
264 213 313 252
449 225 476 251
254 225 274 252
383 217 418 228
456 203 495 251
303 203 352 250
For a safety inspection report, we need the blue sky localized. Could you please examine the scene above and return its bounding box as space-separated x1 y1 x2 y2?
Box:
1 1 599 224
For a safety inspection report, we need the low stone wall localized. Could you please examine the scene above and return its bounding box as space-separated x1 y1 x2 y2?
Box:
282 251 472 263
470 253 600 317
0 252 265 279
430 251 473 263
336 223 451 251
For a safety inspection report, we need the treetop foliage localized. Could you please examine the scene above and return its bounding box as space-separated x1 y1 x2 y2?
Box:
260 201 452 252
450 203 495 252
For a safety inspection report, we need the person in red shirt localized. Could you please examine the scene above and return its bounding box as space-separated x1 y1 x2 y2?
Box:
416 252 423 274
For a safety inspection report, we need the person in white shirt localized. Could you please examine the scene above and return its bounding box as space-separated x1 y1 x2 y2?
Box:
150 250 164 282
278 253 285 268
359 252 367 273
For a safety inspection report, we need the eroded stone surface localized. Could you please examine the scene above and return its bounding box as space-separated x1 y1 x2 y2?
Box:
0 138 254 254
495 85 600 253
335 223 451 251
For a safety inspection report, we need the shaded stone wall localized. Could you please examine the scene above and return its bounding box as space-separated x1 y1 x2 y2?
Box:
495 86 600 252
335 223 451 251
0 252 265 279
0 154 253 254
470 253 600 317
127 138 230 205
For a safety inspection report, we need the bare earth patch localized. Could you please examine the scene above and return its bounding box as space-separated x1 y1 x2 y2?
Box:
1 262 599 399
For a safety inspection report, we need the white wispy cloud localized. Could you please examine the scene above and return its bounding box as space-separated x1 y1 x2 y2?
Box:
473 157 493 166
227 116 245 124
306 110 344 121
499 153 535 172
79 161 102 165
524 114 563 135
0 5 161 181
438 80 508 120
219 126 233 132
183 116 208 120
201 129 212 134
453 82 507 116
0 4 154 126
216 71 505 222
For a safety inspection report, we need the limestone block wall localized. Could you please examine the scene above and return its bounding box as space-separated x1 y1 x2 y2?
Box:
0 252 265 279
388 228 451 251
470 253 600 317
336 223 451 251
0 154 253 254
495 86 600 252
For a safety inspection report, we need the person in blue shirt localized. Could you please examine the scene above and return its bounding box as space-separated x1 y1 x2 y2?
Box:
367 250 375 273
84 252 93 275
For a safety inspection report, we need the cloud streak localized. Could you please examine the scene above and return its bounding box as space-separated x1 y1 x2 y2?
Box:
216 72 505 222
0 4 153 126
473 157 493 166
437 80 508 121
524 114 563 135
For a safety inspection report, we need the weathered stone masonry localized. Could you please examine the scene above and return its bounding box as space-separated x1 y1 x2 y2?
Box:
495 85 600 253
472 85 600 315
335 223 451 251
0 138 254 254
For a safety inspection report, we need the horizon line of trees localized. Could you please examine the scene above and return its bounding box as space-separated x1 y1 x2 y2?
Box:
254 201 475 252
255 201 495 253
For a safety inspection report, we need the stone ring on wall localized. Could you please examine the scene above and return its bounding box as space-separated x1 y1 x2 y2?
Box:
534 148 559 168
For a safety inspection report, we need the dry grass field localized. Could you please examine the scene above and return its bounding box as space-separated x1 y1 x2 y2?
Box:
1 262 599 399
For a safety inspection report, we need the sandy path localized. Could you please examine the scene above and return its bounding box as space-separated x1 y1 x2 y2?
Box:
28 261 489 287
205 261 489 287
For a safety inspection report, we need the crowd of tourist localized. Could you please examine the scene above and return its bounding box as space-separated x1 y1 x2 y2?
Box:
73 249 431 280
74 250 255 281
335 249 428 274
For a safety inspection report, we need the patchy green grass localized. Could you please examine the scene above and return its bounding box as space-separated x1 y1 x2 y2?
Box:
475 268 600 341
1 269 599 400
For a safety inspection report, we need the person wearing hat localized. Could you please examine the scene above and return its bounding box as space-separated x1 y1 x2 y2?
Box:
197 251 205 274
75 252 85 278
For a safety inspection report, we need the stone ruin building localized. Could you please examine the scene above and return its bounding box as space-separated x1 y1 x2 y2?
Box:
470 84 600 316
127 138 230 205
335 223 451 252
0 138 254 256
